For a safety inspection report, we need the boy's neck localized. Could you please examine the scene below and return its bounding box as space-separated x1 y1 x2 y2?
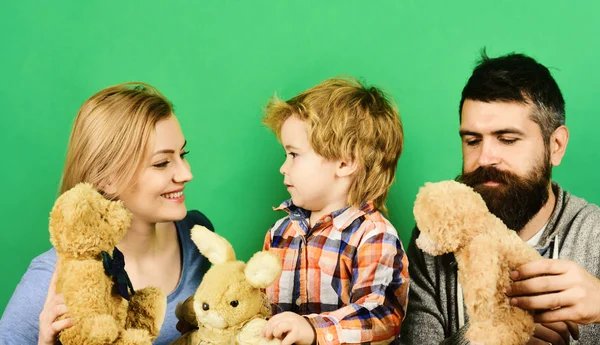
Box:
309 200 349 228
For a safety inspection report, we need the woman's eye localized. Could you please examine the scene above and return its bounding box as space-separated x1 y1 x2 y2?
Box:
153 161 170 168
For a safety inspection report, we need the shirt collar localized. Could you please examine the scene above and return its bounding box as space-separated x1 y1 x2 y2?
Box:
273 199 376 232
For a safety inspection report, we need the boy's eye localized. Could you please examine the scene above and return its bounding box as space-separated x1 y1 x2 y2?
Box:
153 161 170 168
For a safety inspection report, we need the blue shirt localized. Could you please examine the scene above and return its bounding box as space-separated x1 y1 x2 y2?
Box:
0 210 212 345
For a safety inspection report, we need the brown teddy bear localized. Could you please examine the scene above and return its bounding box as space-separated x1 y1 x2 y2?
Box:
169 225 282 345
49 182 167 344
413 180 542 345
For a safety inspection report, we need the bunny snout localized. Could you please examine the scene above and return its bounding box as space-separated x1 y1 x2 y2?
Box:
197 307 227 329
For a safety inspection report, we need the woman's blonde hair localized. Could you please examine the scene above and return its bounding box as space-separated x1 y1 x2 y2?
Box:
60 82 173 198
263 75 404 213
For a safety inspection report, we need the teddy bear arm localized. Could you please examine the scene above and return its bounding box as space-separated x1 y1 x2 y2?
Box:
57 260 130 344
58 313 123 345
59 260 125 319
500 231 543 270
125 286 167 339
457 237 504 323
462 235 537 345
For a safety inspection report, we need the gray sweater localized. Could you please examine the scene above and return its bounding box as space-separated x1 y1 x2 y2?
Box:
399 183 600 345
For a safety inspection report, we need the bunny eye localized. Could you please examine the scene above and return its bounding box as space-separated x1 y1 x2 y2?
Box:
202 302 210 311
230 300 239 307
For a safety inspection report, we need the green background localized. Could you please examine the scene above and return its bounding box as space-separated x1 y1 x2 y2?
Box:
1 0 599 313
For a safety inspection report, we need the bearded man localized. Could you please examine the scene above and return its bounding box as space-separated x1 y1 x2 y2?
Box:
400 52 600 345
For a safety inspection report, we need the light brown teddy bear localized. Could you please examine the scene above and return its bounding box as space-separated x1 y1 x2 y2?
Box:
49 182 167 345
169 225 282 345
413 180 542 345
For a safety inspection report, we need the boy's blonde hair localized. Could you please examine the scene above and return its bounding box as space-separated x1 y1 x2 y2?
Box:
263 76 404 213
60 82 173 198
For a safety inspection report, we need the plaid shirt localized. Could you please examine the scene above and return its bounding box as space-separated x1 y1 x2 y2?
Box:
263 200 410 345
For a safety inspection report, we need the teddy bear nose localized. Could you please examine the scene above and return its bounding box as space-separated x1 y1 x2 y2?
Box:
202 302 209 311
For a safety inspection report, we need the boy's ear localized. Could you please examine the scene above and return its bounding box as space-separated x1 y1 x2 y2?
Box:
336 159 358 178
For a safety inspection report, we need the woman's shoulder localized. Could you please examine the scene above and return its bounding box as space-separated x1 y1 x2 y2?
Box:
28 247 57 272
175 210 213 296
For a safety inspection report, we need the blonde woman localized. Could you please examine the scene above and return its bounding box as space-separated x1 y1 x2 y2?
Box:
0 83 213 345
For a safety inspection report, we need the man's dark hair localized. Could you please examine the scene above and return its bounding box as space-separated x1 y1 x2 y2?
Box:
459 49 565 143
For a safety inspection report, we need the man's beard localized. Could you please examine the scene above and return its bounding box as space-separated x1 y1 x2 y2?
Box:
456 152 552 232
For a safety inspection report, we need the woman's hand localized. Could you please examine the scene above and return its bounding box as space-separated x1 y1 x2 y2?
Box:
38 268 72 345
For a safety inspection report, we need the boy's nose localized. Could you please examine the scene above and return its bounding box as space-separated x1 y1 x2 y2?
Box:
279 161 288 175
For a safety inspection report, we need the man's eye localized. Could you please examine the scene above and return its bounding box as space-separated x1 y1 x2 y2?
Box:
465 139 480 146
153 161 170 168
500 138 518 144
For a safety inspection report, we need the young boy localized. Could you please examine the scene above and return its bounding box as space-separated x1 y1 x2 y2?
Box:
260 76 409 345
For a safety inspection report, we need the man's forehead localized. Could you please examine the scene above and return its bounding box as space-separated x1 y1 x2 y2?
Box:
460 100 536 134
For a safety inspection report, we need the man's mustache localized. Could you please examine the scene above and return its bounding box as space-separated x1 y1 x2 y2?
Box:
458 166 517 186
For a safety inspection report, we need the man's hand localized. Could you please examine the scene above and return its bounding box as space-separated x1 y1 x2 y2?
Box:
262 312 316 345
507 259 600 324
526 322 579 345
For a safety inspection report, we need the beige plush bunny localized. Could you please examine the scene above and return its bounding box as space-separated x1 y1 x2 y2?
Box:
169 226 282 345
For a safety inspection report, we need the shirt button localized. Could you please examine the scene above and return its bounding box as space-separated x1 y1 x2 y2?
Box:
296 297 302 306
324 216 332 222
325 333 334 341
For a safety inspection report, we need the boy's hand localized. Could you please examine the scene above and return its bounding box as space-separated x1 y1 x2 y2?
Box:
262 312 316 345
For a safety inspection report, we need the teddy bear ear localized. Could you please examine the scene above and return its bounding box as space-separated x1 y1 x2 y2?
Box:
70 183 132 231
190 225 236 264
244 251 282 289
50 183 96 225
106 200 132 232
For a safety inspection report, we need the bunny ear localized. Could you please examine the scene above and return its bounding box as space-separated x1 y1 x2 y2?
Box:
245 251 282 289
190 225 236 264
